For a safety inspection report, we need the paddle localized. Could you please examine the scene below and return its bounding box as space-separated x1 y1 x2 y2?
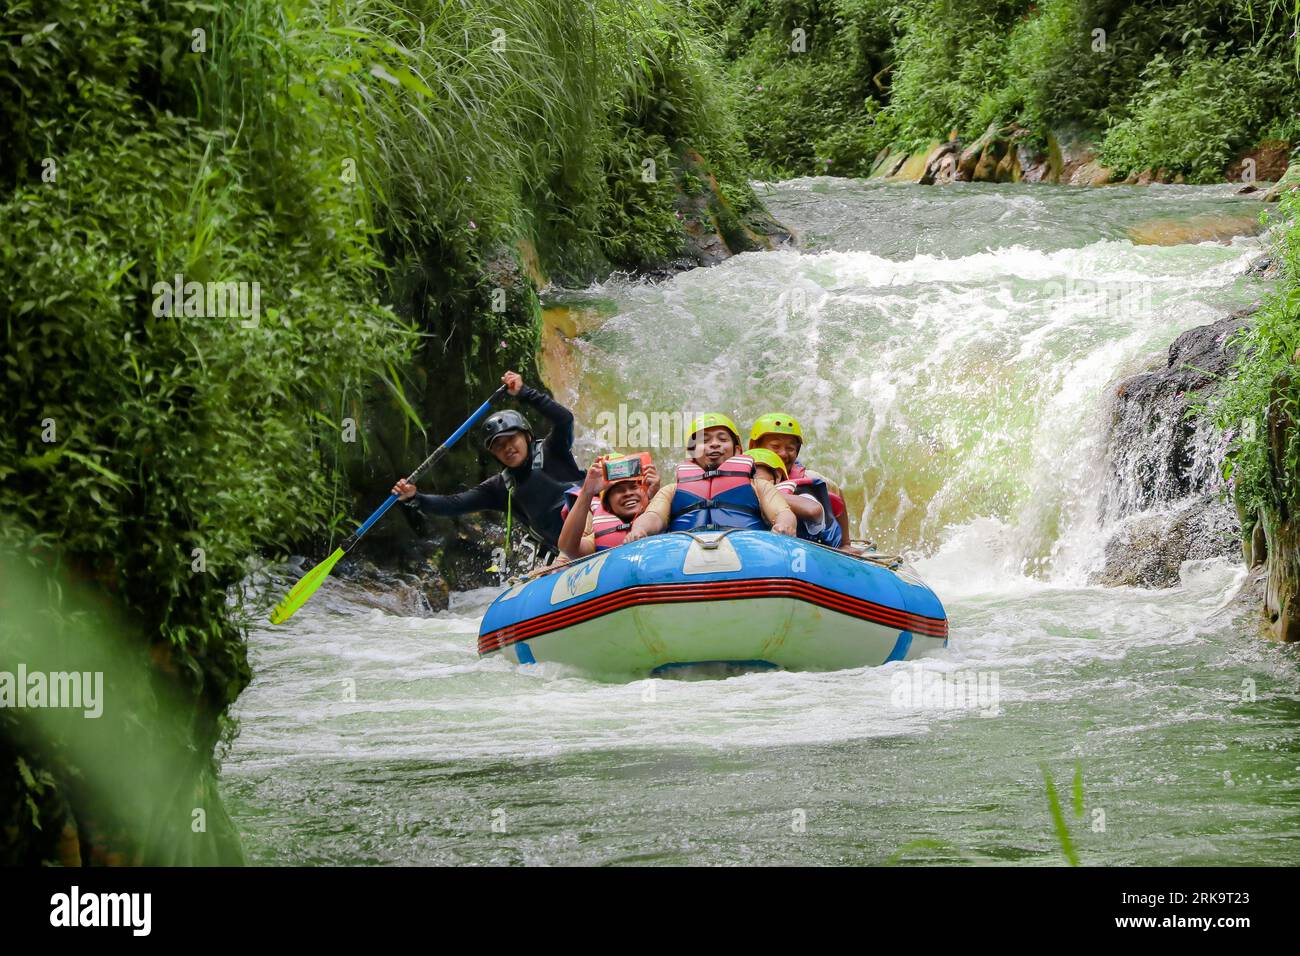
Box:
269 385 508 624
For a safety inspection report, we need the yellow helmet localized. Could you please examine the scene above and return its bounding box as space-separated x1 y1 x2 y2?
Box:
687 412 742 448
748 412 803 448
746 447 788 480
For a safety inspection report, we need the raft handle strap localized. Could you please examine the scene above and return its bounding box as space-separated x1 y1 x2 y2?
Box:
667 527 744 550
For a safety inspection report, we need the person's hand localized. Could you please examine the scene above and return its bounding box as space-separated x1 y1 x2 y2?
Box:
582 460 607 497
624 525 648 543
392 479 417 500
773 513 796 536
642 463 660 499
502 371 523 395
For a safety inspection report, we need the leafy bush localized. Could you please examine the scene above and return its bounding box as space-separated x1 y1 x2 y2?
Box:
1211 191 1300 524
1099 47 1289 180
723 0 897 176
718 0 1300 173
1 0 762 863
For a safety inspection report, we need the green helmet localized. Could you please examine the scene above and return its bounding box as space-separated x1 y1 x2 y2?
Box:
746 447 788 479
687 412 742 448
748 412 803 449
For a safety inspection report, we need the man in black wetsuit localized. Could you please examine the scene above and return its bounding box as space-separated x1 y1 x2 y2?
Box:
390 371 583 553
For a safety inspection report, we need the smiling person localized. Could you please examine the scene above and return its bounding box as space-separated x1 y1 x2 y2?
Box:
747 412 849 547
747 447 838 546
624 413 794 542
391 371 583 554
557 454 660 558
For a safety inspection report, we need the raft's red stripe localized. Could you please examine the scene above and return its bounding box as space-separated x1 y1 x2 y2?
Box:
486 578 946 639
478 578 948 653
479 579 949 645
477 581 948 650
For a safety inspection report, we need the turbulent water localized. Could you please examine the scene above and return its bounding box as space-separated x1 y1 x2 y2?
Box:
223 180 1300 865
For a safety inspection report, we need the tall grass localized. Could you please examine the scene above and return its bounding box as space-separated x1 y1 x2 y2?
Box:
0 0 765 863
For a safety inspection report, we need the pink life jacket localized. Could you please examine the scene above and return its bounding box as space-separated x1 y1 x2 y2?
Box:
590 510 632 549
562 486 635 550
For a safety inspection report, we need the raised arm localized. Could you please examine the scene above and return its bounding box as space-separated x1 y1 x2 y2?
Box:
557 462 604 559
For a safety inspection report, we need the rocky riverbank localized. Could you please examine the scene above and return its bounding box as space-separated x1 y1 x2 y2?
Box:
871 124 1299 200
1094 277 1299 643
1096 311 1253 589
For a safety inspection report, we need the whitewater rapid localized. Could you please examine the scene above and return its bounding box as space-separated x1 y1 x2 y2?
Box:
223 180 1300 866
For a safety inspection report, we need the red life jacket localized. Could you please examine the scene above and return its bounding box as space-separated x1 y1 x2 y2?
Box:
669 455 766 531
590 510 632 549
562 486 634 550
789 461 845 518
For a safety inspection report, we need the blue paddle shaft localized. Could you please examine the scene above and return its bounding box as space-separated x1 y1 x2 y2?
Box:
342 386 507 553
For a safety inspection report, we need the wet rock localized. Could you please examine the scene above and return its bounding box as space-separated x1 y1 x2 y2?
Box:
1102 311 1253 518
919 141 961 185
1018 143 1052 183
334 558 449 616
1246 252 1279 278
1127 212 1264 246
1223 564 1269 623
869 149 909 179
957 123 1001 180
1067 159 1113 186
1097 310 1258 587
1263 161 1300 202
647 147 793 275
1096 496 1240 588
1261 369 1300 642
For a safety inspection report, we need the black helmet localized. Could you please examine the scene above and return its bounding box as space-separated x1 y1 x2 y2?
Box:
481 410 532 450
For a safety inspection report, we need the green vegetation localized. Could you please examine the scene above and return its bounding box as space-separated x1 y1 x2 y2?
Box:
5 0 1300 866
0 0 763 864
1211 189 1300 536
720 0 1300 180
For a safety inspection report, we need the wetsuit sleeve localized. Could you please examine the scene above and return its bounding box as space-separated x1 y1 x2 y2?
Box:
755 479 793 524
517 384 576 460
644 484 676 524
404 475 506 517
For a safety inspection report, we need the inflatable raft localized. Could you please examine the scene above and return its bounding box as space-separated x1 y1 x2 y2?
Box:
477 530 947 676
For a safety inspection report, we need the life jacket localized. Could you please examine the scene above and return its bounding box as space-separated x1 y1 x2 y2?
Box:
777 475 844 547
789 461 846 519
590 511 632 550
668 455 767 532
502 441 579 549
561 486 634 551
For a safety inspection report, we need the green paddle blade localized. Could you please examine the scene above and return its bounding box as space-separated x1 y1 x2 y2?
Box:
269 547 345 624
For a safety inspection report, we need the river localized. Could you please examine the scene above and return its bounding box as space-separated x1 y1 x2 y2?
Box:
223 179 1300 865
